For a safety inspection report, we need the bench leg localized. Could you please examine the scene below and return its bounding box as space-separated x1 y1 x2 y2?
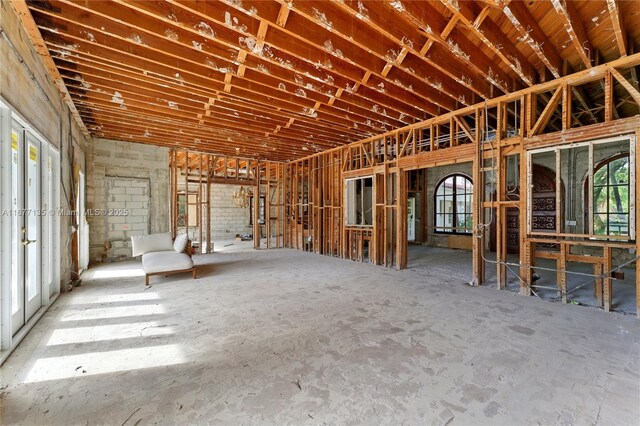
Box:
146 274 150 286
192 268 196 279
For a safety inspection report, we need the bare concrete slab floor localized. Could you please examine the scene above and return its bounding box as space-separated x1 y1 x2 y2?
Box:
407 245 638 314
1 248 638 425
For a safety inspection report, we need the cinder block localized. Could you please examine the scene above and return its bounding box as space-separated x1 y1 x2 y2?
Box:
126 201 144 209
108 187 126 195
126 187 145 195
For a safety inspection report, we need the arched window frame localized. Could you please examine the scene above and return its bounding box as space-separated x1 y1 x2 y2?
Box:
589 153 631 236
434 173 473 234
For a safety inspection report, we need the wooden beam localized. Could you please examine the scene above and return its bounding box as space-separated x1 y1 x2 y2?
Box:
441 0 536 86
611 67 640 105
275 2 290 27
606 0 627 57
503 1 562 78
550 0 593 68
330 0 489 100
529 86 563 136
453 115 475 142
392 0 513 94
8 0 89 137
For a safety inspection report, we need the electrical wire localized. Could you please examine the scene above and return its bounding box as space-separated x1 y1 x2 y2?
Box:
472 98 638 305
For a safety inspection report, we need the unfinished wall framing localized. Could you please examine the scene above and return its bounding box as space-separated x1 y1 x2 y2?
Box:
169 149 285 252
283 54 640 315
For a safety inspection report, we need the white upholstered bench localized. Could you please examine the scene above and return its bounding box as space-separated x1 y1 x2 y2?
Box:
131 233 196 286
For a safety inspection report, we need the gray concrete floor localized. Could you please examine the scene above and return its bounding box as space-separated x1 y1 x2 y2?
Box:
1 247 639 425
408 245 637 314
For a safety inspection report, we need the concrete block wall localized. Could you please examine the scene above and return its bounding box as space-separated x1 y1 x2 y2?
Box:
87 139 169 262
210 184 251 240
104 177 150 258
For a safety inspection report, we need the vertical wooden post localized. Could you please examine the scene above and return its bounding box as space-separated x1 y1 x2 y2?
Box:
562 83 571 131
254 160 261 250
496 102 506 289
184 151 189 240
603 245 612 312
558 243 567 303
636 129 640 317
396 169 407 270
383 164 389 266
198 153 203 254
266 162 271 249
450 117 455 147
604 70 613 123
472 108 484 285
519 144 531 295
206 154 211 253
429 124 434 151
527 92 537 137
170 149 177 239
594 263 603 308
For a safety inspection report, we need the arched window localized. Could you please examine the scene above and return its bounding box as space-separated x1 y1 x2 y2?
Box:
592 154 630 236
435 174 473 234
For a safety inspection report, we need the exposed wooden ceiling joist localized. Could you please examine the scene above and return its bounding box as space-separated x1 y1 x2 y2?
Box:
14 0 639 161
605 0 627 57
551 0 593 69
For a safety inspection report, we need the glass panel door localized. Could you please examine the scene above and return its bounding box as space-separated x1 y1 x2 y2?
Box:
24 132 42 320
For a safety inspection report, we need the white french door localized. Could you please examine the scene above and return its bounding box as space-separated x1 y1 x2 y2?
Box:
2 101 60 351
9 125 43 334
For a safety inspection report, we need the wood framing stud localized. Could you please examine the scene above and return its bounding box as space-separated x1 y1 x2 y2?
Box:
276 2 291 27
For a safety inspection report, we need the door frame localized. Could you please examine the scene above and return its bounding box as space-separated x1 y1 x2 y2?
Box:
0 98 61 362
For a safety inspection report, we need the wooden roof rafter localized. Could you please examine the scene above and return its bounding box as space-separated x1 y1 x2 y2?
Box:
290 0 482 105
81 110 328 159
31 3 401 136
16 0 640 161
605 0 627 58
440 0 537 86
501 1 598 125
503 1 563 78
550 0 593 69
163 0 438 120
70 94 341 152
382 0 515 95
9 0 89 137
47 45 377 141
217 1 452 113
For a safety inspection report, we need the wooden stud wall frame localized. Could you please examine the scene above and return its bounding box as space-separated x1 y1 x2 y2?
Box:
281 56 640 314
170 149 285 253
159 56 640 313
